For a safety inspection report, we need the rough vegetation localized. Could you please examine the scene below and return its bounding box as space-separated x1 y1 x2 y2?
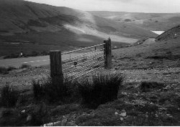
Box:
0 72 123 126
78 73 123 109
32 77 79 104
1 34 180 125
1 69 180 126
0 64 31 75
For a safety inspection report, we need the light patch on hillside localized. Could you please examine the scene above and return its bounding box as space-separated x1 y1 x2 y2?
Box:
64 24 138 43
64 24 86 34
107 15 118 19
77 37 93 42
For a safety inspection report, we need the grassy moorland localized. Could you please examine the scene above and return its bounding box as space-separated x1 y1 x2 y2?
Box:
1 1 180 126
0 62 180 126
0 34 180 125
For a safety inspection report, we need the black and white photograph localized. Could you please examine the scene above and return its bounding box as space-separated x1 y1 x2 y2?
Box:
0 0 180 126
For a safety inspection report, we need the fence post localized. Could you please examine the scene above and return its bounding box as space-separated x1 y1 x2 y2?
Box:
104 38 112 69
50 50 63 86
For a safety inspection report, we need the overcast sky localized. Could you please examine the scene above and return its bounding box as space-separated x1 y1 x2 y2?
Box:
26 0 180 13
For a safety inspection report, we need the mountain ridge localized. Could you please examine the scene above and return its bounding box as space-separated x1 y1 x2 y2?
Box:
0 0 157 56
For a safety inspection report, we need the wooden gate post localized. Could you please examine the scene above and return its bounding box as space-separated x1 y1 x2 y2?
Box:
104 38 112 69
50 50 63 86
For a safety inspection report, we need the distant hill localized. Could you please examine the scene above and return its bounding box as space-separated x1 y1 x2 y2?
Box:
90 11 180 31
0 0 156 56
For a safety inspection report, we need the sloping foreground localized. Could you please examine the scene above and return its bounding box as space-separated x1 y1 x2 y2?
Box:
1 37 180 125
0 61 180 126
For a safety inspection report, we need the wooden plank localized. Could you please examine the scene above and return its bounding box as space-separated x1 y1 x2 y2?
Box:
104 38 112 69
50 50 63 86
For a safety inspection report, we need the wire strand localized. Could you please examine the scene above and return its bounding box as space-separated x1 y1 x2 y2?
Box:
62 51 104 65
73 66 103 80
62 52 104 68
65 61 104 77
62 44 104 55
63 57 104 73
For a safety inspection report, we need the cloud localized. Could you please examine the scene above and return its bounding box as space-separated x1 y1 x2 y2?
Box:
99 0 134 2
27 0 180 13
117 0 134 3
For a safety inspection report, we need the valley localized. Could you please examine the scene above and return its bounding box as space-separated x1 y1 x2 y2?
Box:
0 0 156 57
1 0 180 126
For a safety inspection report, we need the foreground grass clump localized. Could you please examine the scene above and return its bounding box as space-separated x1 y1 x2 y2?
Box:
32 77 79 104
32 72 123 108
78 73 123 109
0 85 20 108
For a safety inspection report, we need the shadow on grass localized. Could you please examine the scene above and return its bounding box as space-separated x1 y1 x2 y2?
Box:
32 77 80 104
78 72 123 109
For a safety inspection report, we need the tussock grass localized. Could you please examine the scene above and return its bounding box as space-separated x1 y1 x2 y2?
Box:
32 72 123 107
32 77 79 104
0 85 20 108
78 72 123 109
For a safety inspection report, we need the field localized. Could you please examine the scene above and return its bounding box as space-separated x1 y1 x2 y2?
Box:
1 38 180 125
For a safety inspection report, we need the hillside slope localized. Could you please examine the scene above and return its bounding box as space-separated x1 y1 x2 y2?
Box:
156 25 180 41
0 0 156 56
113 24 180 67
